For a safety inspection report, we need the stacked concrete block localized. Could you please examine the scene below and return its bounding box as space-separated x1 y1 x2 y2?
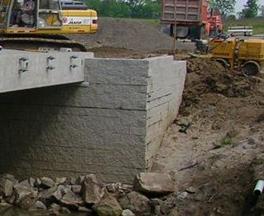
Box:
146 57 186 167
0 55 186 183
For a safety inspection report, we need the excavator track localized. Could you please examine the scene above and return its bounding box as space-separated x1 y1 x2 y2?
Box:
0 36 87 52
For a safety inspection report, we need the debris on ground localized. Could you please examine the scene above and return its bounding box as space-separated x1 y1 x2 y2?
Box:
0 173 176 215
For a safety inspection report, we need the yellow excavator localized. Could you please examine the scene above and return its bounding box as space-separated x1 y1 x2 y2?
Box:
195 36 264 75
209 37 264 75
0 0 98 51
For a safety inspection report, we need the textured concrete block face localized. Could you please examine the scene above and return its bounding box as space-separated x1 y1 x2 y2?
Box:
146 56 186 167
0 55 186 183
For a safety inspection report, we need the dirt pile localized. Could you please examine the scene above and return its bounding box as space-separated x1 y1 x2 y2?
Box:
183 58 258 110
69 17 195 52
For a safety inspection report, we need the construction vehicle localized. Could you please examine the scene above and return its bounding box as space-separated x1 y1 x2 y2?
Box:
209 37 264 75
161 0 223 39
0 0 98 51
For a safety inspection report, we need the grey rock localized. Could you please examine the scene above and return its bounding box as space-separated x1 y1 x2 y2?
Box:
13 182 36 204
106 183 133 195
185 186 197 194
5 193 16 204
61 206 71 214
0 174 17 197
50 203 61 215
78 206 93 213
60 189 83 207
40 177 55 189
18 192 38 210
39 185 66 204
119 191 151 216
0 201 12 207
28 178 36 188
0 179 14 197
55 177 67 185
94 192 122 216
177 192 188 200
71 185 82 194
82 174 104 204
134 173 175 195
122 209 135 216
69 177 77 185
35 178 42 187
31 200 47 210
0 174 17 183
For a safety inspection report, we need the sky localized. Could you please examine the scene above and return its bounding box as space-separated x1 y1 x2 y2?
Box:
236 0 264 12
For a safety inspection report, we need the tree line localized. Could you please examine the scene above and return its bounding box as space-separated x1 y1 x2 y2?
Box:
85 0 160 18
85 0 261 19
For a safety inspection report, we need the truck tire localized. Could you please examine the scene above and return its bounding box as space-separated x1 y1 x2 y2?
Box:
242 61 260 76
176 26 189 38
170 25 189 38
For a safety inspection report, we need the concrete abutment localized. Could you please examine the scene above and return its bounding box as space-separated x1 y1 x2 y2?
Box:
0 53 186 183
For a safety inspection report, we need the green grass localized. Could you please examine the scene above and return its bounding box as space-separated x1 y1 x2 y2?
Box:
225 17 264 35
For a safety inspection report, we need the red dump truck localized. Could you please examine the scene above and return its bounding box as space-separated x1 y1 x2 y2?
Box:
161 0 223 39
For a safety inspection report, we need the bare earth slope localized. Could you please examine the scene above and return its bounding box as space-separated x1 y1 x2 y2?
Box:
68 17 195 52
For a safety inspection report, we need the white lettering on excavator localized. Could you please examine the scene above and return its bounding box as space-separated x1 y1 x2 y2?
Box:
63 17 92 25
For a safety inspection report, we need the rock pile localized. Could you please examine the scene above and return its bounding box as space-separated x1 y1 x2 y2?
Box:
0 173 175 216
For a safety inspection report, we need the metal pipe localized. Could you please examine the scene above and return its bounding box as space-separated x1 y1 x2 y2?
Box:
254 180 264 196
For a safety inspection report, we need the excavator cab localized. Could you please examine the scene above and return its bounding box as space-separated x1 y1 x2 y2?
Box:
0 0 96 51
0 0 62 33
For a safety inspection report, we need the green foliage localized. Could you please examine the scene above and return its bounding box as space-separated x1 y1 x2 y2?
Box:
209 0 236 17
220 135 233 146
85 0 160 18
241 0 259 18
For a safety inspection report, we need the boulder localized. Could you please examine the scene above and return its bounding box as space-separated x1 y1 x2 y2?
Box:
134 173 175 195
61 206 71 214
82 174 104 204
13 182 36 204
119 192 151 216
50 203 61 215
94 192 122 216
55 177 67 185
40 177 55 189
17 192 38 209
60 189 83 208
39 185 65 205
71 185 82 194
122 209 135 216
28 178 36 188
0 179 14 197
30 200 47 210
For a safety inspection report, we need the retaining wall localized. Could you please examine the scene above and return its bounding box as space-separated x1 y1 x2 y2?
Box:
0 55 186 183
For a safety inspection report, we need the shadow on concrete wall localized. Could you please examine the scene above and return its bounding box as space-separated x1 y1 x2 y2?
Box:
0 84 81 179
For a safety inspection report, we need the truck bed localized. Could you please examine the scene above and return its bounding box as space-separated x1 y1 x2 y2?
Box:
161 0 208 25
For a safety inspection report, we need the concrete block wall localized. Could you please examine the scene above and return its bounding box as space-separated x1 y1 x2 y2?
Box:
0 55 186 183
146 57 186 167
